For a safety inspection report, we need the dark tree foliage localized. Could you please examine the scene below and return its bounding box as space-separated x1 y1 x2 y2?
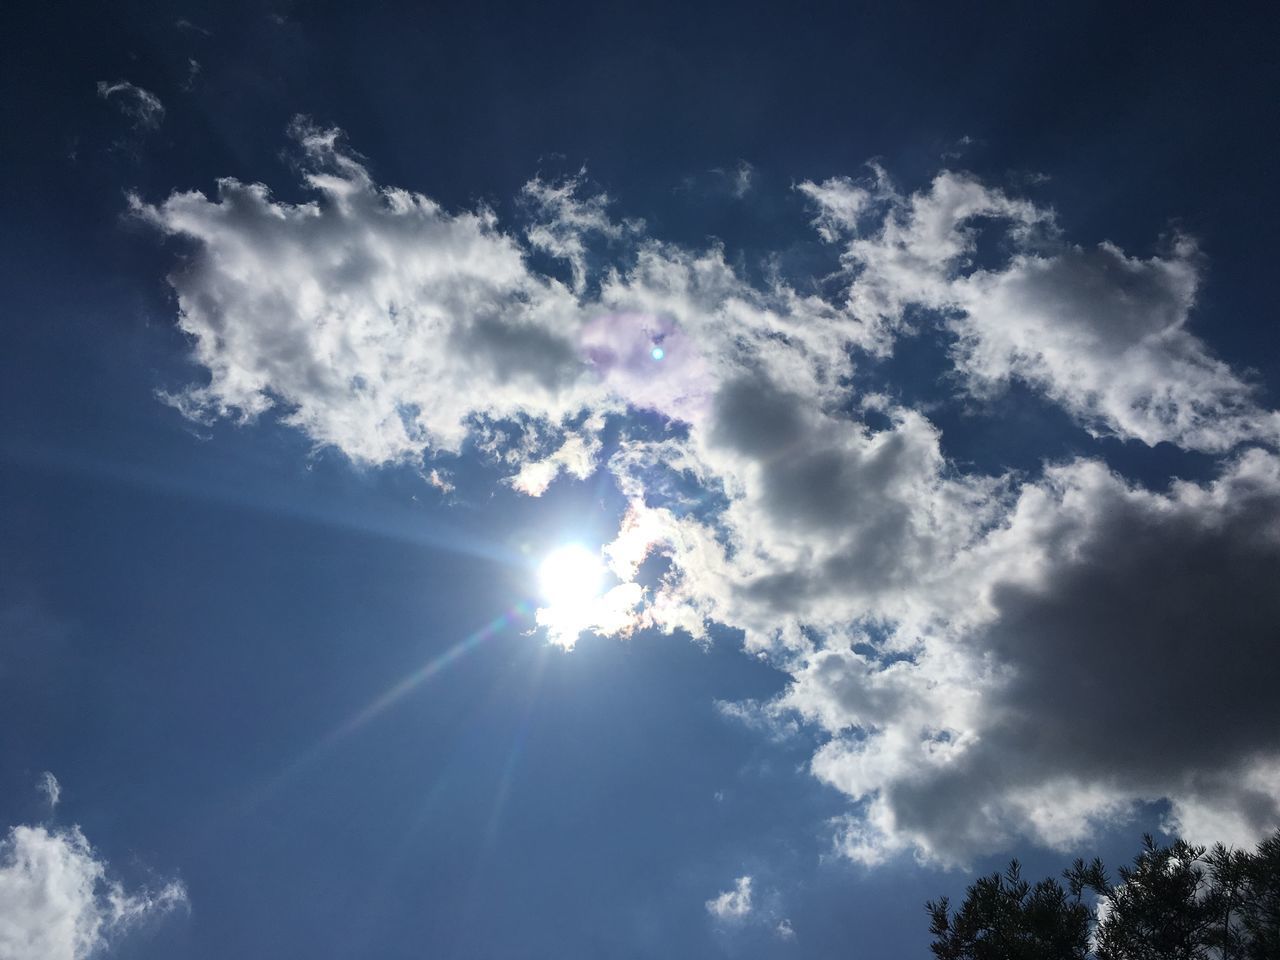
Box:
1069 837 1231 960
1238 833 1280 960
926 861 1092 960
927 830 1280 960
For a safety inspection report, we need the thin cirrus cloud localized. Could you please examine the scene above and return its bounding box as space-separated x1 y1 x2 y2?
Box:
95 81 165 130
136 118 1280 865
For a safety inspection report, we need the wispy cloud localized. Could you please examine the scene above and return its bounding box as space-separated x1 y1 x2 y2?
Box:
522 170 639 293
173 17 211 36
96 80 165 130
36 771 60 809
182 58 201 91
726 159 754 198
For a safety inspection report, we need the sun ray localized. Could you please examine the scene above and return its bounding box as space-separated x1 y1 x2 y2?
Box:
244 602 533 809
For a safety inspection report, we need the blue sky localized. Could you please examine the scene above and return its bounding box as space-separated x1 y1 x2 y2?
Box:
3 2 1280 957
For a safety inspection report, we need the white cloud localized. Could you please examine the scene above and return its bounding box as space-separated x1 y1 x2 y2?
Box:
508 414 604 497
0 824 185 960
426 468 454 494
136 119 885 477
775 918 795 940
136 118 594 464
534 579 644 650
796 173 877 243
522 171 636 293
36 773 60 810
948 238 1279 452
705 875 753 920
96 81 165 130
140 123 1280 865
806 169 1279 451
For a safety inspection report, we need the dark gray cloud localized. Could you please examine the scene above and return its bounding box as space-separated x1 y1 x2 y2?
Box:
808 453 1280 863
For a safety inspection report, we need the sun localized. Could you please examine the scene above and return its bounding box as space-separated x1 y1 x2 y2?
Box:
538 544 605 615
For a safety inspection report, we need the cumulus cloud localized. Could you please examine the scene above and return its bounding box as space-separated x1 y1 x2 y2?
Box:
0 823 185 960
136 119 594 463
706 875 753 920
797 449 1280 864
141 122 1280 865
96 81 165 130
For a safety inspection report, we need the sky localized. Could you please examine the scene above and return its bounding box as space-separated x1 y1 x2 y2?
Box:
2 1 1279 957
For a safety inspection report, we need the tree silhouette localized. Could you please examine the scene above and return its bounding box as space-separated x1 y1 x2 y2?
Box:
1238 832 1280 960
1069 836 1228 960
926 860 1092 960
927 830 1280 960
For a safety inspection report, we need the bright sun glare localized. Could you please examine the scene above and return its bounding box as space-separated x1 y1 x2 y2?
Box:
538 544 605 615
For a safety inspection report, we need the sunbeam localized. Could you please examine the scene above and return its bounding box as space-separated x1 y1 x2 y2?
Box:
244 602 534 809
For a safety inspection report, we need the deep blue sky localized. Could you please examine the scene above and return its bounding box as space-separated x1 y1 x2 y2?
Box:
2 2 1278 957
